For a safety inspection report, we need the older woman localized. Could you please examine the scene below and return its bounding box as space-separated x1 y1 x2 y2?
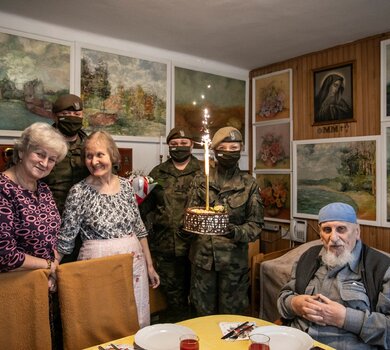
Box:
0 122 68 291
56 131 160 328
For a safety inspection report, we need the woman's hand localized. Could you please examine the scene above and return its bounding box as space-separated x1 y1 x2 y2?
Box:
48 258 58 293
48 274 57 292
147 266 160 288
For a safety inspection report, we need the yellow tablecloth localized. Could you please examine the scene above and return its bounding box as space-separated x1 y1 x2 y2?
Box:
83 314 335 350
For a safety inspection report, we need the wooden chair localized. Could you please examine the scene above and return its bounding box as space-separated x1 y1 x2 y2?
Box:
57 254 139 350
0 269 52 350
149 286 167 314
250 247 292 317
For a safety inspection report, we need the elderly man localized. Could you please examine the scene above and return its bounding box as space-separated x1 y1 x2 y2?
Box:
277 202 390 349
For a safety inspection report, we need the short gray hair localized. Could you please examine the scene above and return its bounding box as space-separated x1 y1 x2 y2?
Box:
13 122 68 163
84 131 121 167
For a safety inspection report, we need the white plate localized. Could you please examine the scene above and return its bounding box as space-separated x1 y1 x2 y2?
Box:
134 323 196 350
249 325 313 350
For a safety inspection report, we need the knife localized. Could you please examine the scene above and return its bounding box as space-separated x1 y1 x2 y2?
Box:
110 344 121 350
230 324 255 339
221 321 249 339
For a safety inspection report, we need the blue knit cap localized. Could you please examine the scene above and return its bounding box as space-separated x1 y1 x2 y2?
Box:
318 202 357 224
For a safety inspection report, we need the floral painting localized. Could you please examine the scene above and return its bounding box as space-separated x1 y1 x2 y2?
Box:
253 69 292 123
293 137 379 224
256 173 290 221
81 46 168 138
254 122 290 170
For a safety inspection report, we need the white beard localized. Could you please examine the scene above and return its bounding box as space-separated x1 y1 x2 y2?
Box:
322 249 353 269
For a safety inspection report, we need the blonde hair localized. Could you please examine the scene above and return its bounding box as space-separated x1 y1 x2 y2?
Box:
84 131 121 167
13 122 68 163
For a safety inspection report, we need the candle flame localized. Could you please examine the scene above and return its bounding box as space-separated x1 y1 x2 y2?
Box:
202 108 211 210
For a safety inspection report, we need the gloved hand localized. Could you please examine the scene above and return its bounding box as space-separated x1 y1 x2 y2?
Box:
224 224 237 240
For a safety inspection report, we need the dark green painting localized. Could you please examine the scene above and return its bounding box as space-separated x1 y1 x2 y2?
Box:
0 31 71 133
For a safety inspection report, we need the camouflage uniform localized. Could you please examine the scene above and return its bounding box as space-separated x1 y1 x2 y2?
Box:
188 164 264 315
43 129 89 214
140 155 201 321
43 130 89 263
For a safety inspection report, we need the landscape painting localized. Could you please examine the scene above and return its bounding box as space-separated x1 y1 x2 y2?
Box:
174 66 246 149
381 38 390 120
293 137 379 224
0 31 71 134
81 46 168 138
386 126 390 224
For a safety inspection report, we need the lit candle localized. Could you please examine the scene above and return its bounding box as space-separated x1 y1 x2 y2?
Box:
204 143 209 176
202 108 211 210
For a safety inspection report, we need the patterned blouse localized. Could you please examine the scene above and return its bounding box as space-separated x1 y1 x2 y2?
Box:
0 173 60 272
57 177 148 255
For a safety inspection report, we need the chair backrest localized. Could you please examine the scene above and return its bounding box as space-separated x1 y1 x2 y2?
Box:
57 254 139 350
149 286 167 314
0 269 52 350
259 240 323 321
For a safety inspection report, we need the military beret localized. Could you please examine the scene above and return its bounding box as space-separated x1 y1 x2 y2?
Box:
52 94 83 113
211 127 242 149
166 127 193 143
318 202 357 224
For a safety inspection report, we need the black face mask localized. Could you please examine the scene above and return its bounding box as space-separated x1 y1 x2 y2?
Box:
57 116 83 137
215 150 241 168
169 146 192 162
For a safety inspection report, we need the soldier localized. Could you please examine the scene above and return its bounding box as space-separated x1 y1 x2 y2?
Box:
187 126 264 316
139 127 201 322
43 93 89 263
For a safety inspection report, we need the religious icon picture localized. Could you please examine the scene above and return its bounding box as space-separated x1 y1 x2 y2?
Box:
313 62 355 125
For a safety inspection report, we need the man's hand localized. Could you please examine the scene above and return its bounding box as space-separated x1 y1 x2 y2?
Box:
291 293 346 328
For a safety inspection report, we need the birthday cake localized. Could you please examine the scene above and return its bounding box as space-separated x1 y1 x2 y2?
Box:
183 206 229 235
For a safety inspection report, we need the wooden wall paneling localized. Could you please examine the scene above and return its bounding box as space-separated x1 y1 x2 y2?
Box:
250 32 390 254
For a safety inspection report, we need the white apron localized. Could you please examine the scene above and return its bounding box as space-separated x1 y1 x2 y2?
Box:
78 234 150 328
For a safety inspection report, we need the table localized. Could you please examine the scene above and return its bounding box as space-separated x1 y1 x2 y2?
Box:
83 314 335 349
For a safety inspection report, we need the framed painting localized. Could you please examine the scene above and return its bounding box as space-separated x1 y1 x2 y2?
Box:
313 62 355 125
0 29 72 136
173 65 247 152
256 173 291 222
381 39 390 120
381 122 390 227
252 69 292 123
293 136 380 225
79 44 169 140
253 121 290 170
